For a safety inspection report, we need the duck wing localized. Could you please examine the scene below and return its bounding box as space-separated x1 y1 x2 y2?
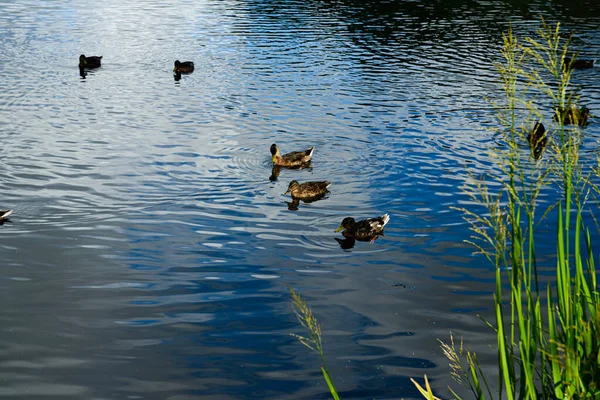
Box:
282 147 314 163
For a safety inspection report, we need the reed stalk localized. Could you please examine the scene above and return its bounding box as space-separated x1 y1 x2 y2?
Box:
413 20 600 399
288 285 340 400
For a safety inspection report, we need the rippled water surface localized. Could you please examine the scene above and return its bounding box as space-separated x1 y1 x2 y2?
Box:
1 0 600 398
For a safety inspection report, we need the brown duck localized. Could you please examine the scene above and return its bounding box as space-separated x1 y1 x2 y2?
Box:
174 60 194 74
284 180 331 199
270 144 314 167
553 105 591 126
527 122 547 160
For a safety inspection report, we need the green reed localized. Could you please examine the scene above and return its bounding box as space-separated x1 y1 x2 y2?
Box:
413 21 600 399
288 285 340 400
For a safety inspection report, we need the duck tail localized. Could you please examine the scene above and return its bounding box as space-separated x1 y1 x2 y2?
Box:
1 209 13 219
307 147 315 157
381 213 390 226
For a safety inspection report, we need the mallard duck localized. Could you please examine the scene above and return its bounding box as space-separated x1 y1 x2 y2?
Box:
79 54 102 69
270 143 314 167
335 214 390 240
563 57 596 70
553 105 591 126
0 209 13 220
527 122 547 160
174 60 194 74
285 180 331 199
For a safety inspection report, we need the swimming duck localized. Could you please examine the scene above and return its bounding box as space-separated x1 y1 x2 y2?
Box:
335 214 390 240
174 60 194 74
270 144 314 167
79 54 102 69
285 180 331 199
0 209 13 220
563 57 596 70
553 105 591 126
527 122 547 160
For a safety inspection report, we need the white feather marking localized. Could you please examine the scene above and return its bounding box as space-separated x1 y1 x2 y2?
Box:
381 213 390 227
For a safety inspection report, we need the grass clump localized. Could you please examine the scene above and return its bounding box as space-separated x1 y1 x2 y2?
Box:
414 20 600 399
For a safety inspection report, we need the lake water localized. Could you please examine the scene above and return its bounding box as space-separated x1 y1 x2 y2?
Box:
1 0 599 398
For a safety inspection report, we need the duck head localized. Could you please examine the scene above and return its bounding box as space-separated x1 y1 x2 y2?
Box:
335 217 355 232
284 180 300 195
270 143 280 163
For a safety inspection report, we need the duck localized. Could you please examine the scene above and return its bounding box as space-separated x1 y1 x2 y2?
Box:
270 143 314 167
79 54 102 69
174 60 194 74
553 105 591 126
563 57 596 70
335 214 390 241
0 209 13 220
285 180 331 199
527 122 547 160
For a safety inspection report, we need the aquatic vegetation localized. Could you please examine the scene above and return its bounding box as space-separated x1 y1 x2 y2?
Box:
288 285 340 400
413 21 600 399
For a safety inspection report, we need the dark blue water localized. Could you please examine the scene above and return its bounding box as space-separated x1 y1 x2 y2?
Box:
1 0 600 398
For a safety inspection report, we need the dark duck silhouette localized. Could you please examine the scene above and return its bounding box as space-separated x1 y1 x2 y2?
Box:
79 54 102 69
527 122 547 160
563 56 596 70
174 60 194 74
270 144 314 167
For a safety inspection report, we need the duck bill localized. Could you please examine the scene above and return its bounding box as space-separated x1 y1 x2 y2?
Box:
271 155 277 163
284 189 291 195
334 225 344 232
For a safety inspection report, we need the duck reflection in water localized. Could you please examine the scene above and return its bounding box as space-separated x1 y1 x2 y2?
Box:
269 162 312 181
335 237 357 249
269 165 282 181
286 194 328 211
